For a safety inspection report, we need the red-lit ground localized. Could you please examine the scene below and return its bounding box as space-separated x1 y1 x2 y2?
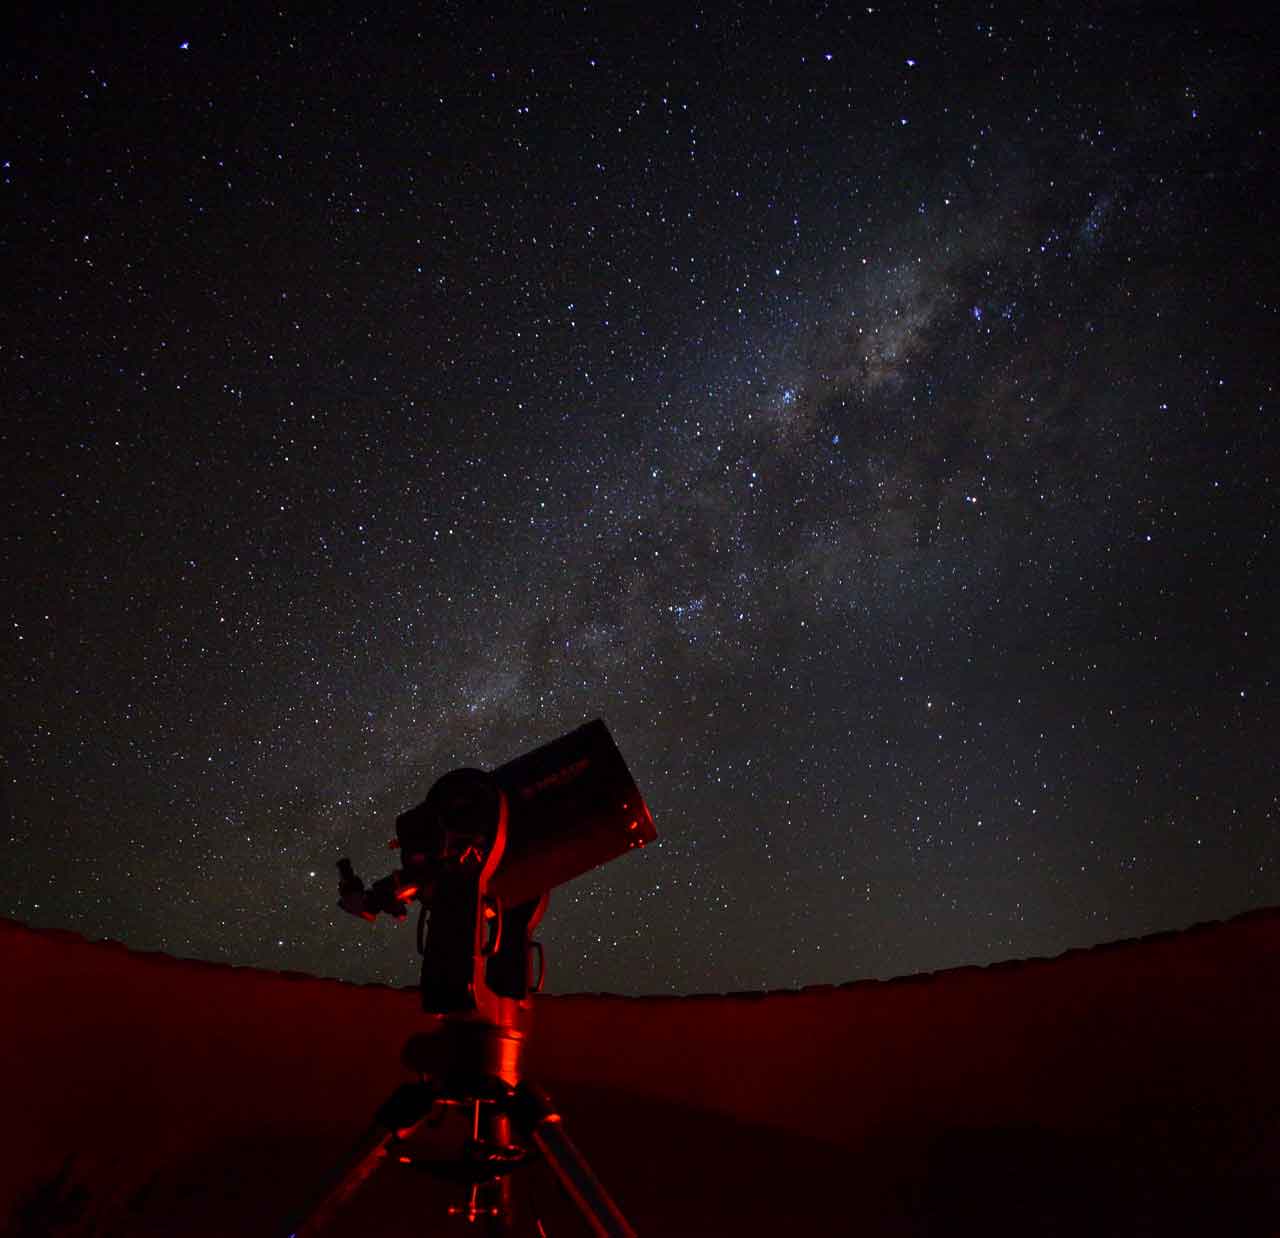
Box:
3 911 1278 1236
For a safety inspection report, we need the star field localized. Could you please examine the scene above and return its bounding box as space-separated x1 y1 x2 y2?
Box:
3 8 1277 994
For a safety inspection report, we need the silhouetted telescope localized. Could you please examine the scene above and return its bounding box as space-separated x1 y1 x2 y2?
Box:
337 717 656 1013
300 720 655 1236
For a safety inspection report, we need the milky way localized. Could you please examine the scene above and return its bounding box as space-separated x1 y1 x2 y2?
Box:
3 9 1276 994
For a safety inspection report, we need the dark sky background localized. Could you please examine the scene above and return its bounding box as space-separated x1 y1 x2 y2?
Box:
3 6 1276 996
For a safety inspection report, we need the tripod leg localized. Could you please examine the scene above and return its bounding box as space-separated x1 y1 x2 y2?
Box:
285 1124 396 1237
517 1087 636 1238
286 1082 436 1237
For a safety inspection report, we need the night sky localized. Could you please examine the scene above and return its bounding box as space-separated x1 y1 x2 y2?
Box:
4 7 1276 997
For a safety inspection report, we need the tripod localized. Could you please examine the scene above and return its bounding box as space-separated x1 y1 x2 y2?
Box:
285 1014 636 1237
289 741 650 1236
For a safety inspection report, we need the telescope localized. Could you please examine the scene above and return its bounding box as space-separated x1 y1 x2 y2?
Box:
291 718 655 1236
337 717 655 1015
